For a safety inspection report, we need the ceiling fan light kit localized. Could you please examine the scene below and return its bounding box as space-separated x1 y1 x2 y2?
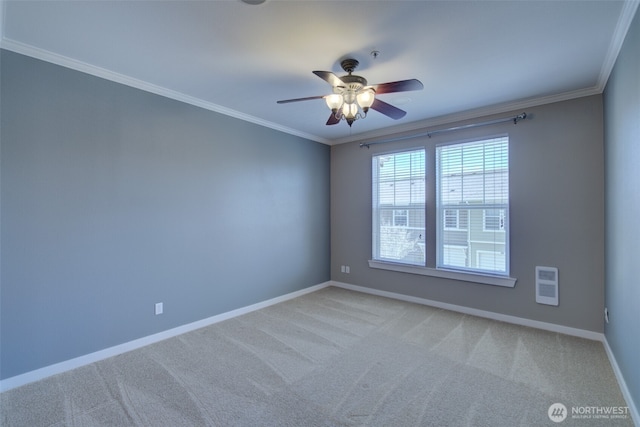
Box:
322 59 374 127
277 58 423 128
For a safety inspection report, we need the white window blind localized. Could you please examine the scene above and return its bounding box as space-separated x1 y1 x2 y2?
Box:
436 137 509 275
372 149 425 266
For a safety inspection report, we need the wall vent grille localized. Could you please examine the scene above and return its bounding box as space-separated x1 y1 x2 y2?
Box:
536 266 559 306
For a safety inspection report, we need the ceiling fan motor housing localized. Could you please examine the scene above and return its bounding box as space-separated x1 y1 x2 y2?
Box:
337 74 369 94
339 59 370 94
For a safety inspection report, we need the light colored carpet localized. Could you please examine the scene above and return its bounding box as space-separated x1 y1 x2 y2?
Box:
0 286 633 426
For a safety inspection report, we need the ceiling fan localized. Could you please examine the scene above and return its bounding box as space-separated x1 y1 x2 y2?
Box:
277 58 424 127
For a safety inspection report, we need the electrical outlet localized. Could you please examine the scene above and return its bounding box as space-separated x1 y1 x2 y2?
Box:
345 266 350 274
604 308 609 323
155 302 163 315
341 265 346 273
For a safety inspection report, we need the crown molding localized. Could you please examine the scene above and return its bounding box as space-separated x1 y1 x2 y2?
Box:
0 1 6 41
334 86 602 146
597 0 640 92
2 0 637 148
0 38 330 145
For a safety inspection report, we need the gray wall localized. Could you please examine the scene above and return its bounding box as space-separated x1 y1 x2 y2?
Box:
604 7 640 413
331 95 605 332
0 50 330 380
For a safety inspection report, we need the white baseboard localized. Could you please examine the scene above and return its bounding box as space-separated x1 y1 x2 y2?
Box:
330 281 640 425
603 338 640 427
0 281 332 393
5 277 635 427
329 281 604 341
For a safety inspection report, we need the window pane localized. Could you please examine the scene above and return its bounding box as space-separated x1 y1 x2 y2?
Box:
444 245 467 267
373 149 426 266
436 137 509 275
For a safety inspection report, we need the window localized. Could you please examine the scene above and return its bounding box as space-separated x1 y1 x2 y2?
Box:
444 209 468 230
372 149 425 266
368 137 514 287
436 137 509 276
393 209 408 227
483 209 505 231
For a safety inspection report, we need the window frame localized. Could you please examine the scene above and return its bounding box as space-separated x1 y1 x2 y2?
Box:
436 136 510 277
371 148 426 267
368 135 516 288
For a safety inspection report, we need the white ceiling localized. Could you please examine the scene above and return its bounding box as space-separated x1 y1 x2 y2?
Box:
1 0 638 145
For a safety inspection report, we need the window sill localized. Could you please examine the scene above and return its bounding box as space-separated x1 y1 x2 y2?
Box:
368 260 517 288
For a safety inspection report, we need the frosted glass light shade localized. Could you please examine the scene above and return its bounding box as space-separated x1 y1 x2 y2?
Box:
325 94 343 112
357 89 375 110
342 103 358 118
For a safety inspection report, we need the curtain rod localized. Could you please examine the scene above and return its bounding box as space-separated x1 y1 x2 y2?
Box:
359 112 527 148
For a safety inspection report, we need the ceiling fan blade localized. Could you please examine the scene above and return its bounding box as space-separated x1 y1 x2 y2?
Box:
277 95 326 104
326 113 340 125
373 79 423 95
313 71 345 87
370 99 407 120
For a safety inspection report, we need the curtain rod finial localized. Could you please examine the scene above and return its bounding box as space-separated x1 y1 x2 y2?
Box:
514 112 527 124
